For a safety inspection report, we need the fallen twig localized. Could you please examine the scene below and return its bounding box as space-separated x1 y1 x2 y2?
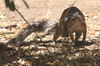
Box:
15 8 42 42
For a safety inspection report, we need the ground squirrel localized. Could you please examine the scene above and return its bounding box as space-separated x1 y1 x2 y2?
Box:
53 6 86 44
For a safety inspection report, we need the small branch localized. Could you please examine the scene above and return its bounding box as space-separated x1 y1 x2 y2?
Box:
64 0 77 15
15 8 42 42
0 24 17 29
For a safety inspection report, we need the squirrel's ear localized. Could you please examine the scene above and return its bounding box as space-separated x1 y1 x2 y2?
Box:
64 17 68 22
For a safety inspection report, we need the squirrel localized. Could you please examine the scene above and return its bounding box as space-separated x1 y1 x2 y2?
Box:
53 6 86 44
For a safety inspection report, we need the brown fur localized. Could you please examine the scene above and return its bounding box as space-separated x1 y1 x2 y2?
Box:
53 6 86 44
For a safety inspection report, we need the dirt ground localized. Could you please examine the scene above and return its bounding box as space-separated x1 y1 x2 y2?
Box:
0 0 100 42
0 0 100 65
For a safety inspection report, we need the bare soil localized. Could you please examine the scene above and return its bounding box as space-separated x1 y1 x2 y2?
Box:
0 0 99 65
